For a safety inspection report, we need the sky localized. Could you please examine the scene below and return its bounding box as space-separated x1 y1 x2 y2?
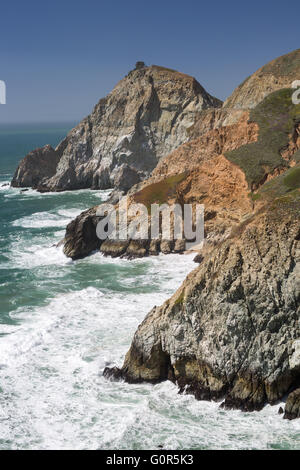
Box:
0 0 299 124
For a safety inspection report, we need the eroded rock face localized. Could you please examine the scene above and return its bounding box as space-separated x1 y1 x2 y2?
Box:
63 207 101 260
62 112 258 260
11 144 63 188
150 112 258 180
12 65 221 191
284 388 300 420
62 90 300 262
110 164 141 192
104 203 300 414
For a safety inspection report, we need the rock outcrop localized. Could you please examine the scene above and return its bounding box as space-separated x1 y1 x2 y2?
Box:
61 49 300 419
101 63 300 417
63 207 101 260
284 388 300 420
104 183 300 414
11 64 221 191
11 144 63 189
63 87 300 260
223 48 300 110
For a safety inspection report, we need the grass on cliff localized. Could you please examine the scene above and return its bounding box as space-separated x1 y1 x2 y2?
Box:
133 173 186 210
259 48 300 78
225 89 300 189
259 164 300 197
256 163 300 219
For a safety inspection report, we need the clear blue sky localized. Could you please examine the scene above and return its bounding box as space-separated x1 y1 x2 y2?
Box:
0 0 299 123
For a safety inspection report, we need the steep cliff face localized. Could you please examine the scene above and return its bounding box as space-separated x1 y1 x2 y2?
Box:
102 85 300 418
150 112 258 179
63 88 300 260
61 51 300 419
11 144 64 189
105 182 300 414
63 116 257 260
11 64 221 191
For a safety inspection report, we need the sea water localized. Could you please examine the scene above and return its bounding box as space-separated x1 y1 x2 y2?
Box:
0 124 299 450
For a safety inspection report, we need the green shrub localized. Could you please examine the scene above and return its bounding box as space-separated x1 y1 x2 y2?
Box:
225 89 300 189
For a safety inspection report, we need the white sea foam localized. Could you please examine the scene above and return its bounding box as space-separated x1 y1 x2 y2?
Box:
7 208 84 268
0 181 11 191
0 254 196 449
9 242 70 268
12 211 76 229
2 185 111 202
0 250 299 450
1 182 299 450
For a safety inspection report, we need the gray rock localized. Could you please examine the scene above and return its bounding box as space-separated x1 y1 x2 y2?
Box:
11 144 62 189
105 208 300 413
284 388 300 420
110 164 141 192
63 207 102 260
12 65 221 192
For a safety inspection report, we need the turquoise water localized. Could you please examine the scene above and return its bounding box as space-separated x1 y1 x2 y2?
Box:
0 124 299 450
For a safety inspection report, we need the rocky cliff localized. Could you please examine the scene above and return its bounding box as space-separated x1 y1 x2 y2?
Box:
101 51 300 419
30 50 300 419
63 87 300 260
104 170 300 416
62 49 300 261
11 64 221 191
223 48 300 110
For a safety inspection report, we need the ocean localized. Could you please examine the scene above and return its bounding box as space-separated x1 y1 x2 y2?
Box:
0 123 299 450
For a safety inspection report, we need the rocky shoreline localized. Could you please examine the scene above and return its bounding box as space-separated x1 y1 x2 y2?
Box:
11 49 300 419
104 203 300 417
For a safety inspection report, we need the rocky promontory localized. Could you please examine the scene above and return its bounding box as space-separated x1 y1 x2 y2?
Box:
13 49 300 419
11 63 221 191
102 50 300 419
61 49 300 261
63 87 300 260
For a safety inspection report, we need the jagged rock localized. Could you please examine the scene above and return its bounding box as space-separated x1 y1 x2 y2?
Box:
63 201 189 259
63 207 102 260
160 239 174 254
149 239 160 255
193 253 204 264
11 144 62 188
173 239 186 253
284 388 300 420
135 61 146 70
150 111 258 180
110 164 141 192
12 65 221 191
100 239 129 258
63 87 300 262
105 192 300 412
